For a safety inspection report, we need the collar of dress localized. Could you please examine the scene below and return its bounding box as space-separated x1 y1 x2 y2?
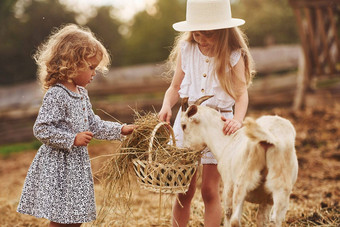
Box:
54 83 85 99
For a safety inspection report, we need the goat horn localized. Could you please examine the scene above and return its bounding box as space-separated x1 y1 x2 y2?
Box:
194 95 214 105
181 97 189 112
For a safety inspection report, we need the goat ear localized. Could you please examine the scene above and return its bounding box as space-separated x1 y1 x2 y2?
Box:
194 95 214 105
181 97 189 112
187 105 198 118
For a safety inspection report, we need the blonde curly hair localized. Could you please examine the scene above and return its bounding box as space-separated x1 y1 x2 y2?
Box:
33 24 110 90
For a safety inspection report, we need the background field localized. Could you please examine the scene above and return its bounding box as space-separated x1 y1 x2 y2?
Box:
1 0 340 225
1 44 340 226
1 104 339 226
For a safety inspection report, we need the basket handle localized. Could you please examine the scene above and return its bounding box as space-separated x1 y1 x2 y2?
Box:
148 122 176 162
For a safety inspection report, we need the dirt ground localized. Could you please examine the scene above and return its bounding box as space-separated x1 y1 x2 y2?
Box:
1 105 339 226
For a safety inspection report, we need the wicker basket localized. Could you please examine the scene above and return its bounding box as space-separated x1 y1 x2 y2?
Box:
132 122 198 194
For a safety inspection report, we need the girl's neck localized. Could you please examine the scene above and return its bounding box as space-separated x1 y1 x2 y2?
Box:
198 44 215 57
61 80 79 94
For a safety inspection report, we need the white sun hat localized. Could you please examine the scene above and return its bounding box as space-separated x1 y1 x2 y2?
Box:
173 0 245 32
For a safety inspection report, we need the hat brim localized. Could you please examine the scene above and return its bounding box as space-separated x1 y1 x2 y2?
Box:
173 18 245 32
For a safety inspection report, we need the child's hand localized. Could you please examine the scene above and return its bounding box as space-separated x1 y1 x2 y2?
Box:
158 106 172 123
221 116 242 135
74 131 93 146
121 124 138 135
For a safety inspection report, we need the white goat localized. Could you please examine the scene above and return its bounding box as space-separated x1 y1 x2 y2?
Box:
180 96 298 227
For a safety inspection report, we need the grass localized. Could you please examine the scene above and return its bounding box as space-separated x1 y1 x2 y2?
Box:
0 140 42 156
0 139 106 156
254 68 298 79
92 91 165 103
317 77 340 89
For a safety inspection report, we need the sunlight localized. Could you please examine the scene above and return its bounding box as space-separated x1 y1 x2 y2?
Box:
59 0 157 22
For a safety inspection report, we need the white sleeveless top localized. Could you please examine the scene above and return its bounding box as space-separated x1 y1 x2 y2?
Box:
178 41 241 110
173 41 241 164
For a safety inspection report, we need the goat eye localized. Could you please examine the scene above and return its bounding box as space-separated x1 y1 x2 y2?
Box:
182 124 186 131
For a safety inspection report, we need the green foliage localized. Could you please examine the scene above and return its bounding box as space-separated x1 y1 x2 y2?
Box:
232 0 299 46
85 6 125 67
0 0 76 85
0 0 300 85
123 0 186 65
0 138 104 156
123 0 299 64
0 140 41 156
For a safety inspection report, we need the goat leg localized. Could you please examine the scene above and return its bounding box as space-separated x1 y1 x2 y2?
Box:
222 182 233 227
256 202 272 227
269 188 291 226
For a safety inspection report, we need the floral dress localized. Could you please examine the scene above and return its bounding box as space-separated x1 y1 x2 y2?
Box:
173 41 241 164
17 83 123 224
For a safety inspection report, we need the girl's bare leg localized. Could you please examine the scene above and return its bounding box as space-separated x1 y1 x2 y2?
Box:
201 164 222 227
172 172 197 227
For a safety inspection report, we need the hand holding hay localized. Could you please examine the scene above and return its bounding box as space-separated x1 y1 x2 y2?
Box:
121 124 138 135
95 111 201 224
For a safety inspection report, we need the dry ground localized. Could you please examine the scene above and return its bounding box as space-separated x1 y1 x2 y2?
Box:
1 105 339 226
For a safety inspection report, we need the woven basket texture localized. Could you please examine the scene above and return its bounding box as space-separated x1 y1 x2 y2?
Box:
132 122 197 194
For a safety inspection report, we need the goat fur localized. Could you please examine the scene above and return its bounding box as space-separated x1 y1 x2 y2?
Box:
180 99 298 227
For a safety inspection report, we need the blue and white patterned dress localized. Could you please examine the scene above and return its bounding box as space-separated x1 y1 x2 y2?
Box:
17 83 123 224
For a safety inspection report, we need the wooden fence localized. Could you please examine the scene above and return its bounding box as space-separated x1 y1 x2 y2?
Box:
289 0 340 109
0 44 303 145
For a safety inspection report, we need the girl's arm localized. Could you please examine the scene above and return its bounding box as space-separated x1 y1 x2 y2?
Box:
86 97 125 141
222 57 249 135
158 54 185 123
33 90 76 150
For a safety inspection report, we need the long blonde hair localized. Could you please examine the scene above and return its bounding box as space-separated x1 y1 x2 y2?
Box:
167 27 255 99
33 24 110 90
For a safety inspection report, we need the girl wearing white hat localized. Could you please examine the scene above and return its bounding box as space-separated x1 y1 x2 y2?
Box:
158 0 255 226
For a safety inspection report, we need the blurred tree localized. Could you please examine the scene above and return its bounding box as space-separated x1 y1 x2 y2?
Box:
86 6 125 67
0 0 76 85
0 0 300 85
0 0 26 84
0 0 17 33
123 0 186 65
232 0 299 46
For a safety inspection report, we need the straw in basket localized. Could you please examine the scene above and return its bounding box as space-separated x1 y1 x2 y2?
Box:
132 122 198 194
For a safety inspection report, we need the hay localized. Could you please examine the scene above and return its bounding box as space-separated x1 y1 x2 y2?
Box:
287 206 340 226
121 111 170 156
93 147 134 225
2 105 340 226
118 111 200 164
94 111 201 225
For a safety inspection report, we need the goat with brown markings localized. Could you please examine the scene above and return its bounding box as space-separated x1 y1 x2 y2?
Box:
180 96 298 227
